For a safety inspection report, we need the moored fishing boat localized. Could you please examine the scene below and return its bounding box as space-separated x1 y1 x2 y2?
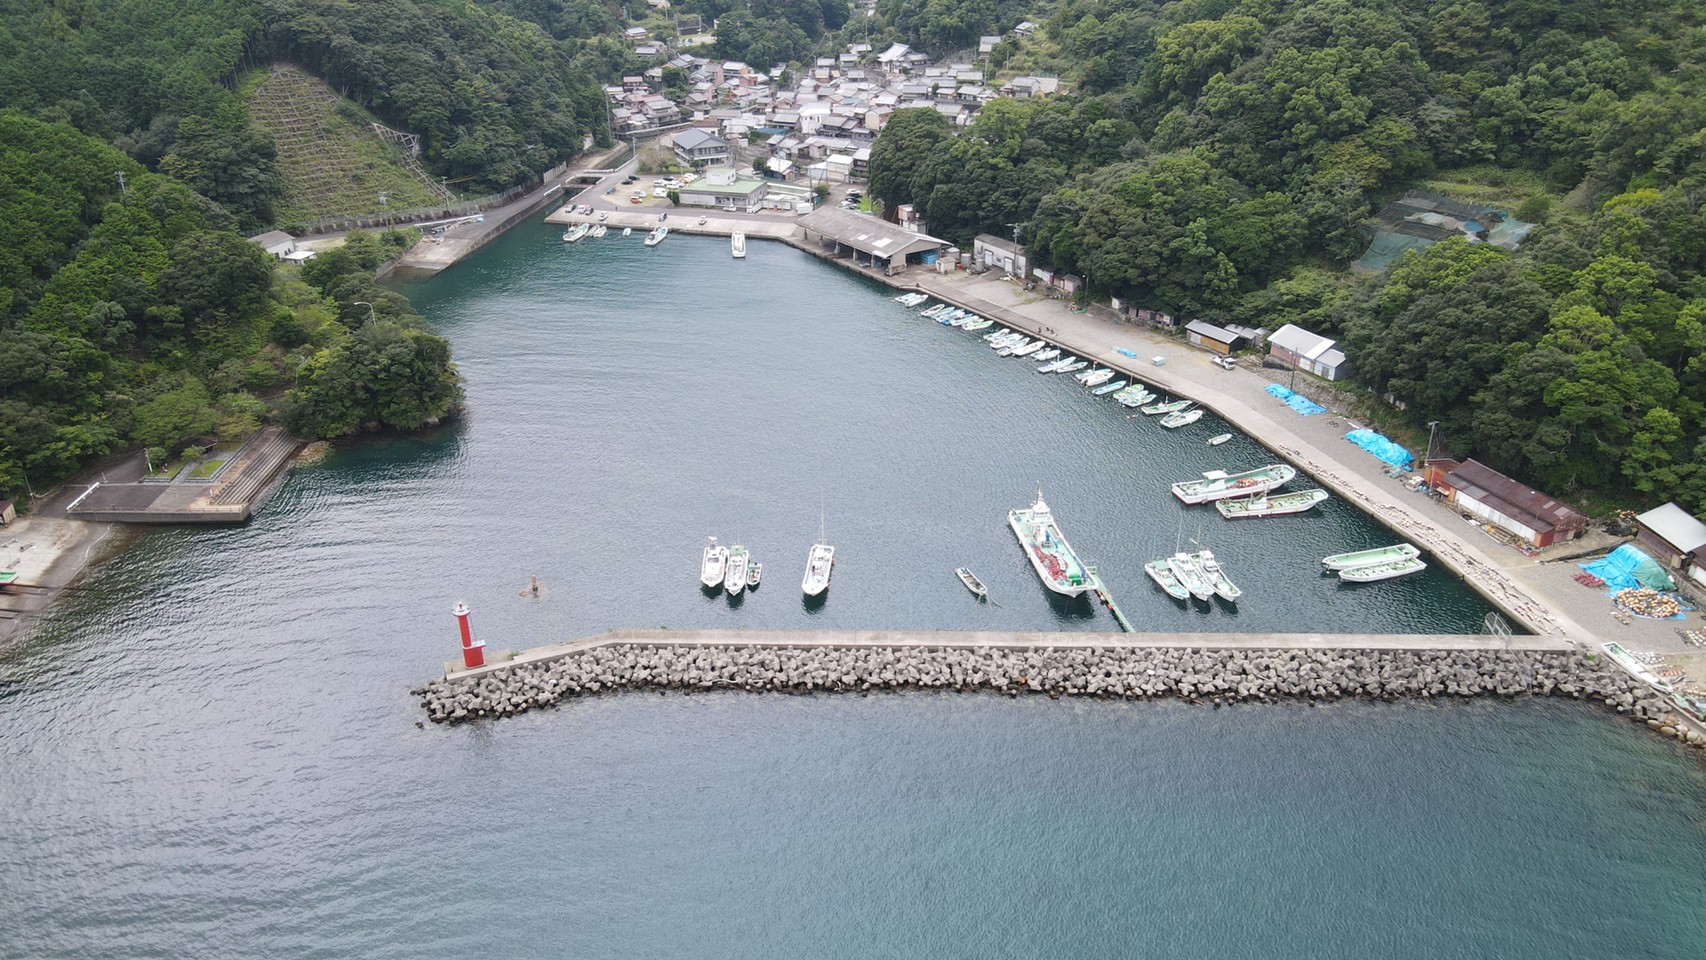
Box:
997 338 1035 356
643 226 668 247
1159 408 1203 429
725 544 749 596
1215 488 1330 519
1144 559 1190 601
1603 641 1674 693
561 223 590 243
1008 490 1092 597
700 536 729 589
982 327 1010 341
1009 339 1045 357
589 224 607 238
894 292 928 306
1195 549 1243 602
1166 552 1215 602
1207 433 1232 445
1092 379 1128 396
622 226 632 237
802 541 834 597
1142 398 1191 416
1054 360 1087 375
1321 542 1421 571
1081 369 1116 387
954 567 989 600
747 561 762 589
1339 556 1426 582
1032 348 1061 363
962 317 993 331
731 231 747 258
1037 356 1075 373
1171 463 1298 504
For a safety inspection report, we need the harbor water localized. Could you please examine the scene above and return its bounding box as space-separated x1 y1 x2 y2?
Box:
3 222 1704 957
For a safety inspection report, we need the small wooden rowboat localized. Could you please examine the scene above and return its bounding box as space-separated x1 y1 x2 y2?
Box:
955 566 989 601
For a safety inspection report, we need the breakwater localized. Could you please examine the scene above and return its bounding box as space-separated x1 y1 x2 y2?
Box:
415 636 1700 748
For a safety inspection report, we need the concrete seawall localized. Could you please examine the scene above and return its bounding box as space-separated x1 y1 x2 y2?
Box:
416 630 1706 748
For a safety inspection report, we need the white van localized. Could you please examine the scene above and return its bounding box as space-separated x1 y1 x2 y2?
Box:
1212 355 1237 370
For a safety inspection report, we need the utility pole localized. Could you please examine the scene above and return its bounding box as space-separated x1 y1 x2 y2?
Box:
114 170 127 197
1426 420 1440 489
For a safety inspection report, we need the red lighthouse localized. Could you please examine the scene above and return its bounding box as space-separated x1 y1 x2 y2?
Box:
453 601 485 669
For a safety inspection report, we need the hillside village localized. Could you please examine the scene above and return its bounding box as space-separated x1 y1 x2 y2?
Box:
606 23 1058 184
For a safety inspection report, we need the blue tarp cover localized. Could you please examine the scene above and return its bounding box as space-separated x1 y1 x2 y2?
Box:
1579 544 1677 593
1264 384 1328 416
1344 428 1413 468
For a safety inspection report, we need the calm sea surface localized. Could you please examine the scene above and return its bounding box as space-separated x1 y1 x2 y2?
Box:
2 223 1703 958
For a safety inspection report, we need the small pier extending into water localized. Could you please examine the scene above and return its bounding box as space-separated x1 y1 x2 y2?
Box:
1085 566 1136 633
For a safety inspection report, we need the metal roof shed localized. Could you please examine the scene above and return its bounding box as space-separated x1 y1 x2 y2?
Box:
796 208 947 269
1633 502 1706 569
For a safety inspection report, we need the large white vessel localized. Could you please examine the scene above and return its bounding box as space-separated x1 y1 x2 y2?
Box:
700 536 728 589
1171 464 1298 504
725 544 749 596
1007 491 1092 597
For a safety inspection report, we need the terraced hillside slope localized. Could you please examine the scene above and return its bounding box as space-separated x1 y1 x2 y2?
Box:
245 65 451 228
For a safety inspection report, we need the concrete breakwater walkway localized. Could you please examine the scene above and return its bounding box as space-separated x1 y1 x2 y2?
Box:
417 630 1703 745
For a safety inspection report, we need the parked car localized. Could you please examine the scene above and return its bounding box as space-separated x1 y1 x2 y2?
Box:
1212 355 1237 370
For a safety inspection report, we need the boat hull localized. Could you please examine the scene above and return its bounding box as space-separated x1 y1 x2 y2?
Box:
1008 508 1091 598
1338 558 1426 582
1321 543 1421 570
802 544 834 597
1144 561 1190 601
1216 489 1329 519
1171 464 1297 504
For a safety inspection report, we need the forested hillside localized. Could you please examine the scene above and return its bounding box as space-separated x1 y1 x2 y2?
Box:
868 0 1706 513
0 0 609 231
0 113 461 502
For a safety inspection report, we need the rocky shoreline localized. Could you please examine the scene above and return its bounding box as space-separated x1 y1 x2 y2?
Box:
416 644 1703 748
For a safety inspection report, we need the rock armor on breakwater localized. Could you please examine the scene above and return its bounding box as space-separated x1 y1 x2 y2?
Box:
415 644 1675 728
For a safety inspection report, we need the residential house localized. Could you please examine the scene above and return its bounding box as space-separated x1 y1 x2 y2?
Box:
672 127 730 167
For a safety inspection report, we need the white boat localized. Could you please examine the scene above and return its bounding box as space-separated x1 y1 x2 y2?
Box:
1339 557 1426 582
1081 369 1116 387
1091 379 1128 396
561 223 590 243
700 536 729 589
1215 488 1330 519
1322 543 1421 571
894 292 928 306
1073 366 1105 383
922 303 948 318
643 226 668 247
982 328 1010 341
622 227 632 237
1009 339 1045 357
802 542 834 597
1207 434 1232 446
1032 348 1061 363
1008 490 1092 597
731 231 747 258
1037 356 1075 373
1171 464 1297 504
1141 398 1191 416
962 318 993 331
1166 551 1215 602
1195 549 1243 602
589 224 607 238
1602 641 1675 694
996 338 1034 356
1054 360 1088 375
955 567 989 601
1145 560 1190 601
725 544 749 596
1159 408 1204 429
747 561 762 589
